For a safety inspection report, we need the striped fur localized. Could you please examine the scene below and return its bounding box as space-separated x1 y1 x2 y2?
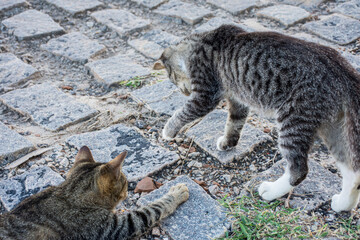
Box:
160 25 360 212
0 146 189 239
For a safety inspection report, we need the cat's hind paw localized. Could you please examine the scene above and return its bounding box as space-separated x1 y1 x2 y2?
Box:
331 194 357 212
258 180 292 201
169 183 189 204
162 127 175 141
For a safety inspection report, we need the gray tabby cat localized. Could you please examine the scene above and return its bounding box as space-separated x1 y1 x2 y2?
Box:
160 25 360 212
0 146 189 239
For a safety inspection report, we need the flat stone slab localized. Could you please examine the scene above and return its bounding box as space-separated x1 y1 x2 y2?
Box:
40 32 106 63
154 0 213 25
0 83 97 131
333 0 360 20
0 0 28 12
132 0 167 9
240 159 342 211
276 0 325 10
45 0 103 15
91 9 150 37
303 14 360 45
1 10 65 40
66 124 179 182
207 0 268 15
128 39 164 60
342 52 360 73
0 166 64 211
186 110 273 164
0 122 34 166
86 54 150 86
131 80 187 116
0 53 39 89
194 17 255 34
257 4 310 27
128 30 181 59
138 175 230 240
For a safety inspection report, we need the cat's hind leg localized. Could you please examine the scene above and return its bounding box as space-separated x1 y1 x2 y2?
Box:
259 115 317 201
217 97 249 151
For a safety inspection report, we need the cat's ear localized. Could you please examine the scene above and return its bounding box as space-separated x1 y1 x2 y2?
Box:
160 47 174 63
106 151 127 179
74 146 95 164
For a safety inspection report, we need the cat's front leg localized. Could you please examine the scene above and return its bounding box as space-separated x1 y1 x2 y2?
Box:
217 98 249 151
162 90 222 140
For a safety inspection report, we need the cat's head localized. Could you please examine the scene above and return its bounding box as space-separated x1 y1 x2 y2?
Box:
65 146 128 209
160 40 193 96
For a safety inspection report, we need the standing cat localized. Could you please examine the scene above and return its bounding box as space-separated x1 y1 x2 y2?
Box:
0 146 189 239
160 24 360 212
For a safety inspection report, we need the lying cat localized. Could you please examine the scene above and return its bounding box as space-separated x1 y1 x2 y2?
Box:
160 24 360 212
0 146 189 239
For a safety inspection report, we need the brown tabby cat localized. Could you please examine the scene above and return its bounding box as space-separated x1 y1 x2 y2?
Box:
160 24 360 212
0 146 189 239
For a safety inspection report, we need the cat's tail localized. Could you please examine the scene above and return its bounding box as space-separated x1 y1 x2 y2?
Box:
344 69 360 171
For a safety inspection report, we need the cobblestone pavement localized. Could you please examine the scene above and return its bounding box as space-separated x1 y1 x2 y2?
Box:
1 0 360 239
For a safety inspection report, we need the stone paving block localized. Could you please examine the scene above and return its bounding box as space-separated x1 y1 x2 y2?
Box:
1 10 65 40
292 32 334 47
66 124 179 182
0 0 28 12
186 110 273 164
0 83 97 131
257 4 310 27
91 9 150 37
0 53 39 89
86 54 150 86
40 32 106 63
193 17 254 34
0 121 34 166
241 159 342 211
128 39 164 60
342 52 360 73
303 14 360 45
333 0 360 20
128 30 181 59
131 80 187 116
154 0 213 25
207 0 268 15
132 0 167 9
138 175 230 240
0 166 64 211
45 0 103 15
277 0 325 10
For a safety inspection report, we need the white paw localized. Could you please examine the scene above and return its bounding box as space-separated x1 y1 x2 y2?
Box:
169 183 189 203
162 127 175 141
216 136 225 151
258 180 293 201
331 194 356 212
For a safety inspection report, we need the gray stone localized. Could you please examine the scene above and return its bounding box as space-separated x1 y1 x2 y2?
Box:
257 4 310 26
291 32 334 47
207 0 268 15
45 0 103 15
1 10 65 40
0 166 64 211
142 29 182 48
128 30 181 59
132 0 167 9
128 39 164 60
40 32 106 63
91 9 150 37
276 0 325 10
193 17 254 34
333 0 360 20
0 0 28 12
342 52 360 73
85 54 150 86
303 14 360 45
154 0 213 25
240 159 342 211
186 110 273 164
66 124 179 182
0 83 97 131
138 176 230 240
0 122 34 166
0 53 39 89
131 80 187 116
